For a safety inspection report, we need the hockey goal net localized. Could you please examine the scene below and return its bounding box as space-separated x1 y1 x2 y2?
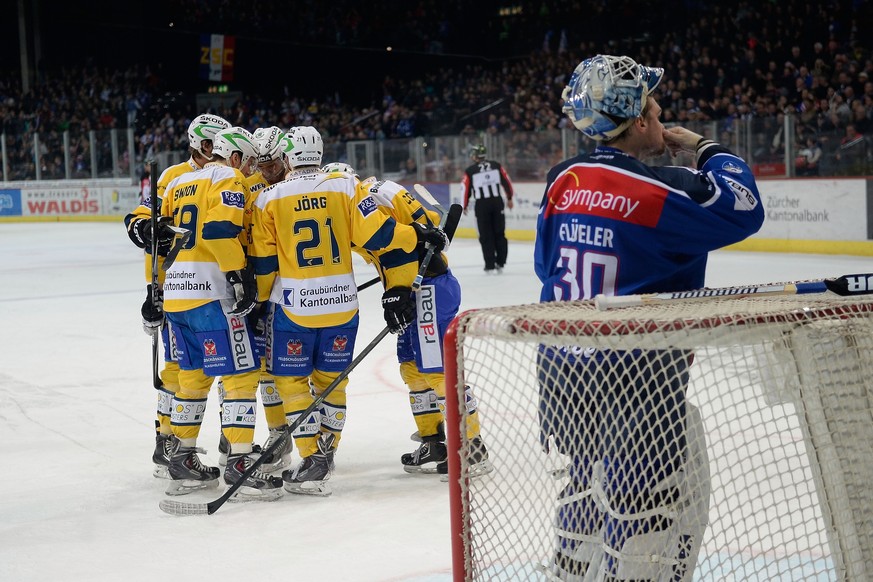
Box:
443 290 873 581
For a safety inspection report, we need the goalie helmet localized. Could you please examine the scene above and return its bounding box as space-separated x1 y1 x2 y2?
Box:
187 114 231 159
321 162 358 177
280 126 324 168
253 126 286 164
561 55 663 141
212 126 258 170
470 144 487 160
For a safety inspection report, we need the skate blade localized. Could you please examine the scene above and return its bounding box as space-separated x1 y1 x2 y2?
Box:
439 460 494 482
153 465 170 479
164 478 220 496
227 485 284 503
403 465 441 475
283 481 332 497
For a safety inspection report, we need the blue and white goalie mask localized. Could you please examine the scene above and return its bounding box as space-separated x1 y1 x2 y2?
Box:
561 55 664 141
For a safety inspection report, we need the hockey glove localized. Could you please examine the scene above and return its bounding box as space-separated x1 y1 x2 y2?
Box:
141 283 164 335
226 265 257 316
129 216 176 255
410 222 449 253
381 286 415 334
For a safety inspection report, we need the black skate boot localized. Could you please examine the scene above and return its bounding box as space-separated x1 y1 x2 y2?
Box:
152 433 172 479
258 426 294 472
283 434 335 496
402 437 448 474
165 436 220 496
224 452 284 502
437 436 494 479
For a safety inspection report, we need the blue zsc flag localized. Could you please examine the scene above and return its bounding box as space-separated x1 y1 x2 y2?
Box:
199 34 236 81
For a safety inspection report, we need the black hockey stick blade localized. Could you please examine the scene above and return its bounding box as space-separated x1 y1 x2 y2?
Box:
412 201 461 291
160 226 192 271
158 326 393 516
823 273 873 296
443 204 463 243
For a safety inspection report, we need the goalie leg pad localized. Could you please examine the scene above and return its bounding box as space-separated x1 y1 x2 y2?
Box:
553 458 604 579
598 403 710 582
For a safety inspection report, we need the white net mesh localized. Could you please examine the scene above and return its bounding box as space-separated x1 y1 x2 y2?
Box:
445 293 873 581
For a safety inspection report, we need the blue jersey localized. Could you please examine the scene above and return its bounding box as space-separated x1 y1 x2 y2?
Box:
534 144 764 301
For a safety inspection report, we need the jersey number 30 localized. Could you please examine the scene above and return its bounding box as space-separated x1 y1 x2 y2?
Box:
554 248 617 300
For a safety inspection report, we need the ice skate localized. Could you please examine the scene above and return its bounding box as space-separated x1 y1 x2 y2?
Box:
152 433 172 479
258 427 293 472
283 434 335 496
165 436 220 496
219 432 261 465
438 436 493 480
402 439 447 474
224 452 284 502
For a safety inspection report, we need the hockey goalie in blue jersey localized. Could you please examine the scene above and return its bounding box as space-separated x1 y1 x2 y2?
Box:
535 55 764 580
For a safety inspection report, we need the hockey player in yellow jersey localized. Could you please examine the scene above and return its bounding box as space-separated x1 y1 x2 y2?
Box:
225 125 293 472
160 126 283 499
249 126 448 496
124 113 230 479
323 163 492 477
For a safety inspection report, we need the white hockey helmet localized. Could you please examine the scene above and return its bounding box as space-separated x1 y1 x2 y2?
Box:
280 126 324 168
187 113 231 158
212 126 258 169
321 162 358 177
253 126 286 164
561 55 663 141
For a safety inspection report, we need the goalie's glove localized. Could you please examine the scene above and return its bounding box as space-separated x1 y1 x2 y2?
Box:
141 284 164 335
410 222 449 253
128 216 176 255
381 286 415 334
226 265 257 316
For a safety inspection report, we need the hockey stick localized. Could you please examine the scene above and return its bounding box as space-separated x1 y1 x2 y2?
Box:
411 184 462 291
158 209 460 516
158 325 392 516
594 273 873 310
147 159 163 390
160 225 192 271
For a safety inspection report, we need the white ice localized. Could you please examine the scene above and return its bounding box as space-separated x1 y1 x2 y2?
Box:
0 222 870 582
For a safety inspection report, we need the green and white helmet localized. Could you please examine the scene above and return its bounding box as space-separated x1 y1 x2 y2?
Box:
253 126 286 164
321 162 357 177
280 126 324 168
187 113 231 158
212 126 258 168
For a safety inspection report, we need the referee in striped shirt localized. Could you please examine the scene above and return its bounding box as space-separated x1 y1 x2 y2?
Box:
461 144 515 274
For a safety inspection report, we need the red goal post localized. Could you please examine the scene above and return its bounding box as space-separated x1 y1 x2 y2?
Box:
444 290 873 581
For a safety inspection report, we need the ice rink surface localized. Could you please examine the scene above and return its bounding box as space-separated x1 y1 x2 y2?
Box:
1 221 870 581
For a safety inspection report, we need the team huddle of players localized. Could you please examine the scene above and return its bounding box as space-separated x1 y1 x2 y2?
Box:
124 115 491 500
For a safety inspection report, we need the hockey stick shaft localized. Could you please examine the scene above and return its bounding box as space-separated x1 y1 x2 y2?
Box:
147 159 162 390
159 325 392 516
356 276 381 293
594 273 873 310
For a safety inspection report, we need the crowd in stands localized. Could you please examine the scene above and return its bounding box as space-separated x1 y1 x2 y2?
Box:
2 0 872 181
